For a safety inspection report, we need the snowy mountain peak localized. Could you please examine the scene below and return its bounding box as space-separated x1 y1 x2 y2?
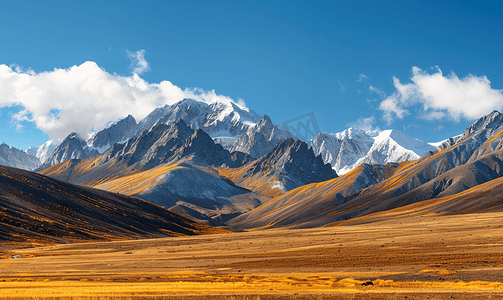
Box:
311 128 435 175
255 114 273 130
335 127 373 141
25 140 58 163
463 110 503 136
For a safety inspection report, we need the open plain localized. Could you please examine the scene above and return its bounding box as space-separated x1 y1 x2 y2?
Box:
1 211 502 299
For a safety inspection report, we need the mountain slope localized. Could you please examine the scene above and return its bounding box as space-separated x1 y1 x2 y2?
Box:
338 173 503 226
219 138 338 197
39 133 99 170
0 165 224 247
94 163 266 225
0 143 41 171
227 162 402 229
88 114 137 152
311 128 435 174
33 99 262 170
228 111 503 229
40 120 252 185
39 120 257 224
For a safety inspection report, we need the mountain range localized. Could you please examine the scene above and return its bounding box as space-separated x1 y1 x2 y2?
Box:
3 98 438 176
37 120 335 224
2 98 503 234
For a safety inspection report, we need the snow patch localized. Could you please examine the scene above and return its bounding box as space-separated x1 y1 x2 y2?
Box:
271 181 286 193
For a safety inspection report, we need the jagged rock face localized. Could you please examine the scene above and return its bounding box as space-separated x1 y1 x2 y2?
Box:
99 119 195 168
171 129 254 168
246 138 337 187
230 115 294 159
39 133 99 170
0 143 41 171
311 128 435 175
88 115 137 151
25 140 57 164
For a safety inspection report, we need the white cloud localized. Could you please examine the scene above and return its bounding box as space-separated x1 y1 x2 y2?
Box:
348 115 380 132
0 60 247 141
357 73 368 82
127 49 150 75
379 66 503 124
338 80 346 93
369 84 386 98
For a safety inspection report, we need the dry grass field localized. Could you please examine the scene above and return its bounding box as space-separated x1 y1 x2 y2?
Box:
1 212 502 299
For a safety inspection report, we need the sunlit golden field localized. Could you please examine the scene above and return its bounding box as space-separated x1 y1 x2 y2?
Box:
1 212 503 299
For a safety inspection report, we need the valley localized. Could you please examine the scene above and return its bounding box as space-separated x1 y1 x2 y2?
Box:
0 211 502 299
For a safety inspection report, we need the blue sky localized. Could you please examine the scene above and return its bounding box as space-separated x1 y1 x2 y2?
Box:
1 0 503 150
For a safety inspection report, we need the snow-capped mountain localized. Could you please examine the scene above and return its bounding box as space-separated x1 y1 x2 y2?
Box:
137 99 262 144
229 115 295 158
25 140 58 164
311 128 436 175
0 143 41 171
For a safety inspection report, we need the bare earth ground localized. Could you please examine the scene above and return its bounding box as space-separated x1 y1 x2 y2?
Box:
0 212 502 299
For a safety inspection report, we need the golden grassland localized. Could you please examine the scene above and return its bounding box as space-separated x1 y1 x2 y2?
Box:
1 212 503 299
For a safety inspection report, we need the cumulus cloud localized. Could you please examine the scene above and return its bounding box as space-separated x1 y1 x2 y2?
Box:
348 115 380 132
127 49 150 74
379 66 503 124
0 60 246 141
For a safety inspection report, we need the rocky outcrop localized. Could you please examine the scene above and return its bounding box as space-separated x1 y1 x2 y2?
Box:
245 138 337 187
88 114 137 151
0 143 41 171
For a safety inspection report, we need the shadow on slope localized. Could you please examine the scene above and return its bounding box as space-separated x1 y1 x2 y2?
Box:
0 166 225 250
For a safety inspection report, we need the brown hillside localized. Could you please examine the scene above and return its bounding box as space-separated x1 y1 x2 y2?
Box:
0 166 225 250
